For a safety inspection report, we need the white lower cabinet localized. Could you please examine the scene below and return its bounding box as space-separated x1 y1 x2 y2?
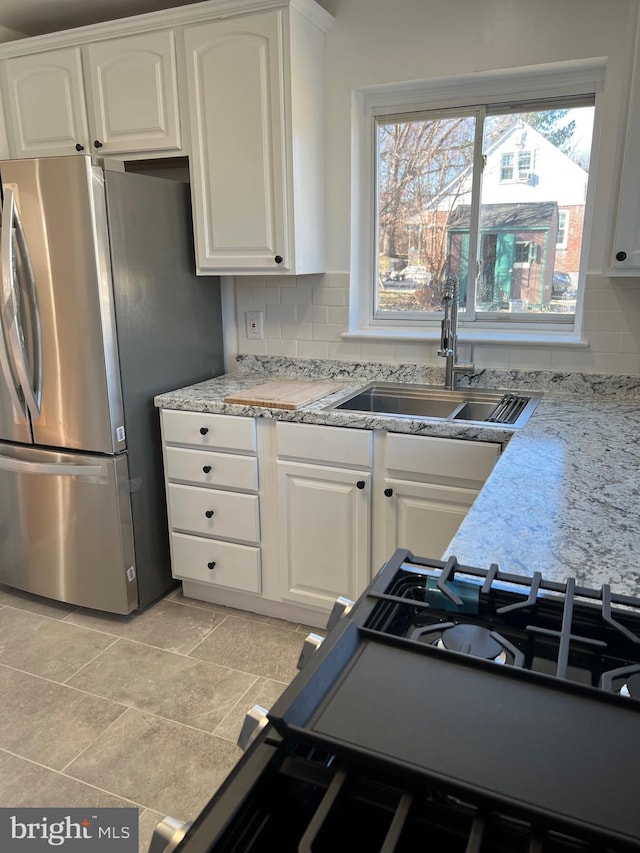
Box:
379 478 477 563
160 411 500 621
161 410 262 595
375 432 500 565
277 461 371 609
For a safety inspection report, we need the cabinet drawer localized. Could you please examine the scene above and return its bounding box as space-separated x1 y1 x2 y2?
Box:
171 532 260 593
276 421 372 467
167 484 260 543
385 433 499 483
165 446 259 491
162 410 257 452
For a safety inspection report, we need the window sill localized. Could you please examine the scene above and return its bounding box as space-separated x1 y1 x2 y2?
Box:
341 327 589 347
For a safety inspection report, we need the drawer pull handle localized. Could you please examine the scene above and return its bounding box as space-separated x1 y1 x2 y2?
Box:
205 510 214 519
384 488 393 497
356 480 365 489
200 427 209 436
207 561 216 570
202 465 212 473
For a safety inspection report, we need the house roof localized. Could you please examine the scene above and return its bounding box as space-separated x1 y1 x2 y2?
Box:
448 201 558 230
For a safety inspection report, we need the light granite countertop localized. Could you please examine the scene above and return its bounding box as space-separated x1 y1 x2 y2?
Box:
155 356 640 597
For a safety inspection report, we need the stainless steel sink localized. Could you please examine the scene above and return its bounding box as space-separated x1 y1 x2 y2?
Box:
324 382 540 428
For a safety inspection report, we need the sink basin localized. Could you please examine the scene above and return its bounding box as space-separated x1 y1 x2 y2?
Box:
324 382 540 428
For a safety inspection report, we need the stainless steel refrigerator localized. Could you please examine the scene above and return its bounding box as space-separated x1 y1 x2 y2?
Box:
0 156 223 614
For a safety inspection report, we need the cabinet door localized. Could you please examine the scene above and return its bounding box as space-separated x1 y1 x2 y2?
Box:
277 462 370 610
83 31 181 155
3 47 89 157
380 478 478 562
183 12 288 272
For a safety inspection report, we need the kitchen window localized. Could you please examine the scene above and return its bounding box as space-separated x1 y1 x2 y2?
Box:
556 210 569 249
349 61 604 341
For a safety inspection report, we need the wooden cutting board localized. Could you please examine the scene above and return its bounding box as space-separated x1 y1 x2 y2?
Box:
224 378 343 410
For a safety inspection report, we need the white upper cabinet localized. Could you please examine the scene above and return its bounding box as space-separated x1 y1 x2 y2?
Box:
183 4 330 275
3 48 90 157
83 32 181 155
609 8 640 275
0 0 331 273
2 31 181 158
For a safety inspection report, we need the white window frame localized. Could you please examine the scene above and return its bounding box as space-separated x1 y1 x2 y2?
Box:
556 209 570 249
517 150 534 182
347 60 605 345
500 152 514 182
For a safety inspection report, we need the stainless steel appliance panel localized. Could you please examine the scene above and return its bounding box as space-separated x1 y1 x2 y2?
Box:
0 441 137 613
0 156 125 453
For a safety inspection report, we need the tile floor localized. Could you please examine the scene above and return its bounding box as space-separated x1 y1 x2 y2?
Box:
0 583 318 852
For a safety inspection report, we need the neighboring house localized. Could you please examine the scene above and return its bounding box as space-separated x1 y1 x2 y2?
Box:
406 120 588 308
448 201 558 308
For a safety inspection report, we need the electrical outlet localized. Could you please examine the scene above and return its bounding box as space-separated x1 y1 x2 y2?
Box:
245 310 264 340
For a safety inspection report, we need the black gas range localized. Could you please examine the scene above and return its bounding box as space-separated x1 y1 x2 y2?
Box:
157 549 640 852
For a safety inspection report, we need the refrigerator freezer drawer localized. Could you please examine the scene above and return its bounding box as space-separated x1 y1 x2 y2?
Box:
170 532 261 593
0 443 137 614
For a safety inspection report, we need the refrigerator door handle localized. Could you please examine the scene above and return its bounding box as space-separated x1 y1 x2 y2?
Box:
1 188 42 419
0 453 105 481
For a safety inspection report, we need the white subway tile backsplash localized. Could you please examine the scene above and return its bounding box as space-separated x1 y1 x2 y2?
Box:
597 311 628 333
311 323 344 342
361 342 397 362
281 287 313 304
593 352 640 375
240 339 268 355
235 275 266 288
550 348 597 371
266 304 296 323
298 340 330 358
297 304 329 324
233 272 640 376
584 331 621 353
267 339 298 357
508 348 552 370
312 287 347 306
258 287 282 304
328 341 363 360
282 322 312 340
328 306 349 325
265 274 297 288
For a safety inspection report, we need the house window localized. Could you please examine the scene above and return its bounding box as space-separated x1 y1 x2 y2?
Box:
556 210 569 248
513 241 534 267
517 151 533 182
500 153 514 181
374 96 595 324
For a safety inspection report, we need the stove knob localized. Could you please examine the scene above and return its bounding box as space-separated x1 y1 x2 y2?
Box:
326 595 355 631
148 816 193 853
237 704 269 752
296 632 325 670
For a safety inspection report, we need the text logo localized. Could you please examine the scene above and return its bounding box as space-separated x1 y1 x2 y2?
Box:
1 809 138 851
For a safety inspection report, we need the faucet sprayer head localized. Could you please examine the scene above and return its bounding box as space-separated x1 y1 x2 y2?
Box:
443 273 459 301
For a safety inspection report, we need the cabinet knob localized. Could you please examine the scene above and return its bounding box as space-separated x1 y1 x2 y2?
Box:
202 465 212 474
274 255 283 264
205 510 214 519
207 561 216 570
356 480 365 489
616 251 627 262
93 140 103 149
75 143 84 152
384 487 393 497
199 427 209 435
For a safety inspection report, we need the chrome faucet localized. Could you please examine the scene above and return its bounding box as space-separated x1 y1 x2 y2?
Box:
437 274 474 390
